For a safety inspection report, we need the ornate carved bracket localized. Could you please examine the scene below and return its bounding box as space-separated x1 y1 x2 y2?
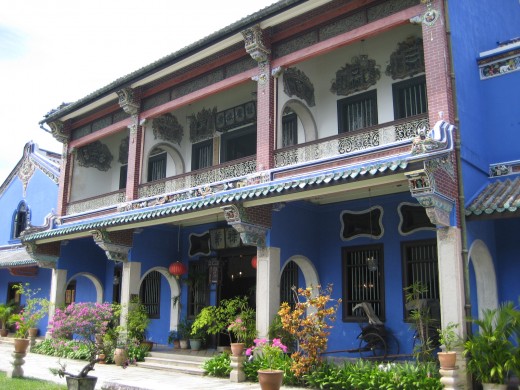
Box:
405 168 454 227
23 242 59 269
221 204 267 247
48 120 69 144
90 229 132 262
242 25 270 63
410 120 451 155
117 88 139 116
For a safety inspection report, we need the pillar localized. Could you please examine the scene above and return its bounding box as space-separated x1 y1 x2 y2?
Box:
437 227 468 389
120 261 141 338
46 268 67 338
256 247 280 339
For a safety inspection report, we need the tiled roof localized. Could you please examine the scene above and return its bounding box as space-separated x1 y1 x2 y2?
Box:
465 176 520 217
0 245 36 268
24 159 409 241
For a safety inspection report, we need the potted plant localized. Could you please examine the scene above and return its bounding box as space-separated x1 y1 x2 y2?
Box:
189 321 206 351
10 283 49 353
246 338 288 390
227 312 256 356
177 318 192 349
0 303 14 337
437 322 460 370
168 330 181 348
463 302 520 389
51 358 100 390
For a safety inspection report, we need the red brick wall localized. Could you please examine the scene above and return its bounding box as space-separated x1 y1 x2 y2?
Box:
57 121 72 217
256 62 275 171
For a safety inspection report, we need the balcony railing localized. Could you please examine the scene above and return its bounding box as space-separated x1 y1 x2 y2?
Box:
138 157 257 199
274 115 428 168
66 190 126 215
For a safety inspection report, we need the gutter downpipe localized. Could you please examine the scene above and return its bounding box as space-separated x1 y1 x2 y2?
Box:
443 0 472 338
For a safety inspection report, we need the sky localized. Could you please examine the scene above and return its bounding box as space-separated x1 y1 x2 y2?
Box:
0 0 275 184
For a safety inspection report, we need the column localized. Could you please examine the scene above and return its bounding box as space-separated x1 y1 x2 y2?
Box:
46 269 67 338
120 261 141 337
256 247 280 339
437 227 468 389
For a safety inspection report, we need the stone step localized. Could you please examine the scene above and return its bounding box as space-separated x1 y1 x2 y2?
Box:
142 356 207 368
136 360 207 376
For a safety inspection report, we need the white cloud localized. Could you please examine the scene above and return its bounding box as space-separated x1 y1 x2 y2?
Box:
0 0 274 183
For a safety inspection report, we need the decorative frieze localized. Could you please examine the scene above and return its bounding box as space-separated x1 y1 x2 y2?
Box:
273 31 318 59
319 12 365 42
66 191 126 215
152 114 184 145
221 204 267 248
330 55 381 96
76 141 113 171
385 37 425 80
283 68 315 107
478 47 520 80
367 0 419 22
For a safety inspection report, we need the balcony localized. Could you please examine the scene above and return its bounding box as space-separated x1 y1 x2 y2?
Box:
62 115 427 219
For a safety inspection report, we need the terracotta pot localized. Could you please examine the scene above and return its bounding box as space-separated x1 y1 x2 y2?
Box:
65 375 97 390
13 338 30 353
173 339 181 349
97 353 106 364
0 328 8 337
230 342 245 356
28 328 38 338
437 351 457 369
113 347 128 366
258 369 284 390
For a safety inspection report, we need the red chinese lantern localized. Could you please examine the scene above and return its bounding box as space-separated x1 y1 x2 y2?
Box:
251 256 257 269
168 261 187 279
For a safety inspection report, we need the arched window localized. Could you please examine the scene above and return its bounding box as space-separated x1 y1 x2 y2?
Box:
12 202 28 239
140 271 161 319
147 148 167 182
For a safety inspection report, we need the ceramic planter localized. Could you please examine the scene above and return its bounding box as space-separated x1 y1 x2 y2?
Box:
258 369 284 390
438 351 457 369
65 375 97 390
13 338 30 353
189 338 202 351
230 342 245 356
179 339 189 349
28 328 38 338
481 384 507 390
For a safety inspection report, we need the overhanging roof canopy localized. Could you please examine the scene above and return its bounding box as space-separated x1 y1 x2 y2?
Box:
465 176 520 219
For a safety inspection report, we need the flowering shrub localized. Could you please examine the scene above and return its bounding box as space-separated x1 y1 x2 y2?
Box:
228 316 250 343
49 302 113 345
246 338 287 370
10 283 49 338
278 284 341 377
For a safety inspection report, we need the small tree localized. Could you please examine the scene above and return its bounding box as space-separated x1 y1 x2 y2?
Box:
278 284 341 377
10 283 49 338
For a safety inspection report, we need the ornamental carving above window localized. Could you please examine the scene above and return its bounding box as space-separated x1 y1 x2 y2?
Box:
76 141 113 171
283 67 315 106
152 114 184 145
189 107 217 143
385 36 425 80
331 55 381 96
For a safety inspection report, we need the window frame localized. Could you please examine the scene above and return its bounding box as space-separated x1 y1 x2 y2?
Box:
139 271 161 319
12 202 28 239
282 113 298 147
191 139 213 171
392 75 427 120
401 239 440 322
342 244 385 322
220 124 256 163
119 165 128 190
337 90 378 133
147 152 167 182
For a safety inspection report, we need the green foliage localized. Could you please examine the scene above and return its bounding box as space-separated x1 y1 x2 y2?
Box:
127 341 148 362
437 322 460 352
0 303 15 329
463 301 520 384
268 314 297 353
191 296 256 344
203 352 232 377
10 283 49 338
177 318 193 340
243 351 299 386
32 339 92 360
125 297 150 343
404 282 438 362
302 360 442 390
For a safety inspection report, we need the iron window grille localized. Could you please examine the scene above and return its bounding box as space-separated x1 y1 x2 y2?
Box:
338 90 378 133
392 75 427 119
140 271 161 319
280 260 299 310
